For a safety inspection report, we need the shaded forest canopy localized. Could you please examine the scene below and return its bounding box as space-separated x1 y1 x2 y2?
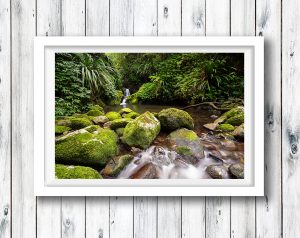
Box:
55 52 244 116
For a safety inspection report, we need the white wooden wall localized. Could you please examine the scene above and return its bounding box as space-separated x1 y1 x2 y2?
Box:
1 0 296 237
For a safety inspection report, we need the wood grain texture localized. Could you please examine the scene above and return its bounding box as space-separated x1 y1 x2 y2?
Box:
256 0 282 237
205 2 231 237
230 1 256 237
86 0 109 36
282 0 300 237
36 1 62 237
182 0 205 36
11 0 36 237
134 0 157 36
158 0 181 35
0 0 10 237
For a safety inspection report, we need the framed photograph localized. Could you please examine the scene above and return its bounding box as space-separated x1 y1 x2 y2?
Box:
34 37 264 196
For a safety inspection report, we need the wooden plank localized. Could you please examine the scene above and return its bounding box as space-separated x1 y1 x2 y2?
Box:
85 197 110 238
110 197 133 238
61 197 85 238
157 197 181 238
109 2 134 238
181 1 206 237
256 0 282 237
230 1 256 238
11 0 36 237
182 197 205 238
86 0 109 36
206 0 230 36
36 1 62 238
182 0 205 36
85 1 110 237
110 0 134 36
282 0 300 237
157 1 182 237
60 1 86 238
0 0 11 237
133 0 157 36
133 1 158 238
205 1 231 237
157 0 181 35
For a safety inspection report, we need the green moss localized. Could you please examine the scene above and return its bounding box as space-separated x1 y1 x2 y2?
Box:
56 119 72 127
55 129 118 166
119 107 133 116
122 111 161 149
55 164 102 179
110 118 132 130
225 114 244 126
86 109 104 117
168 128 198 141
115 127 125 137
158 108 194 131
217 123 235 132
88 105 104 112
105 111 122 121
68 117 93 130
176 146 193 156
102 154 134 177
223 106 244 118
55 125 71 135
124 112 140 119
127 93 138 104
85 125 100 133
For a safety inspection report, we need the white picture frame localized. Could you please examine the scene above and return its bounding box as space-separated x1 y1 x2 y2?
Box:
34 36 264 196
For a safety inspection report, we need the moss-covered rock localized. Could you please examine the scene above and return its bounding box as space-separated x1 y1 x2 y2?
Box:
158 108 194 131
225 114 244 126
84 125 100 133
115 128 125 137
55 164 102 179
223 106 244 118
56 119 72 127
167 128 204 160
214 106 244 125
118 107 133 116
176 146 193 156
124 112 140 119
55 125 71 136
122 111 161 149
89 105 104 112
105 111 122 121
110 118 133 130
217 123 235 132
92 116 109 125
232 123 244 141
86 109 104 117
69 117 93 130
72 113 95 121
102 154 134 177
55 128 118 166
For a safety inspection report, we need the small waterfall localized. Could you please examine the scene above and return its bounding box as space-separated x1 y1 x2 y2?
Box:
120 88 130 106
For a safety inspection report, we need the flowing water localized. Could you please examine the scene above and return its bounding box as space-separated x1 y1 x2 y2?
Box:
104 103 244 179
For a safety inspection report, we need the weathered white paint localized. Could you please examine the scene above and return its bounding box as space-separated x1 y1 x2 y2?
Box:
2 0 287 237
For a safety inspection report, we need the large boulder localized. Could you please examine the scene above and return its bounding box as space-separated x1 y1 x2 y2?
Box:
55 128 118 166
105 111 122 121
118 107 133 116
110 118 133 130
55 164 102 179
167 128 204 160
69 117 93 130
86 109 104 117
122 111 160 149
92 115 109 125
158 108 194 131
214 106 244 126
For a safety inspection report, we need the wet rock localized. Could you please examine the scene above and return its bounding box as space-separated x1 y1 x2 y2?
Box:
232 124 244 141
92 115 109 125
103 121 112 128
210 115 219 119
220 140 236 151
130 163 158 179
206 164 229 179
130 147 142 155
158 108 194 131
203 123 218 131
208 150 223 161
102 155 134 177
167 128 204 159
229 163 244 178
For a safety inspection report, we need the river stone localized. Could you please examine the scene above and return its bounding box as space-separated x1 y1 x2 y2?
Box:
124 111 140 119
158 108 194 131
55 164 102 179
102 154 134 177
55 128 118 166
105 111 122 121
167 128 204 159
232 123 244 141
92 115 109 125
229 163 244 178
110 118 133 130
206 164 229 179
130 163 157 179
217 123 235 132
122 111 161 149
118 107 133 116
203 123 218 131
